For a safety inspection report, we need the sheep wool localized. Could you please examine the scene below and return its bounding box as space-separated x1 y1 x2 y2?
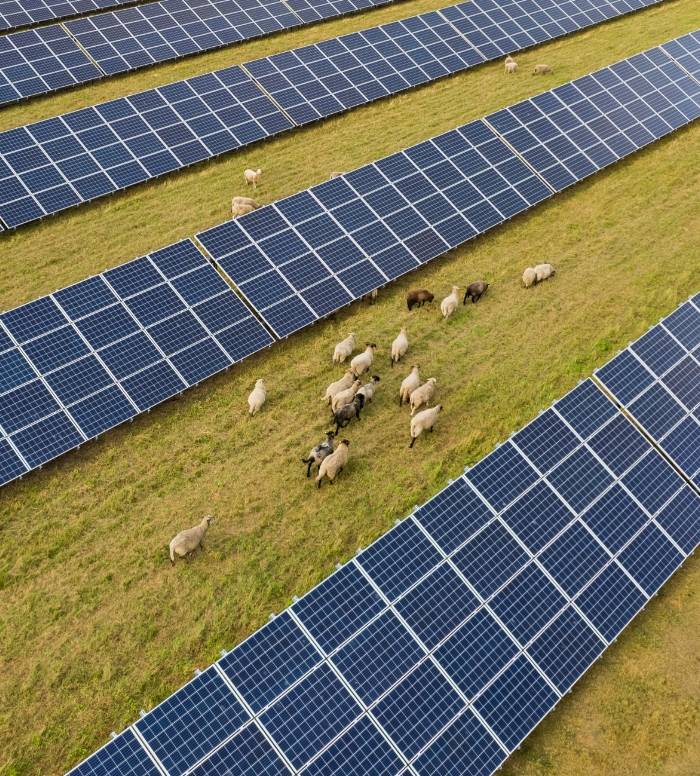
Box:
357 375 380 403
410 404 443 448
406 288 434 311
243 168 262 188
522 267 538 288
302 431 336 478
331 380 361 413
316 439 350 488
248 379 267 415
350 343 376 376
169 516 213 563
323 370 355 404
410 378 437 416
391 328 408 367
399 365 421 405
440 286 460 319
333 333 356 364
534 263 556 282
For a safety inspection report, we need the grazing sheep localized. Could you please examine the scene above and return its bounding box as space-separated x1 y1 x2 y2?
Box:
247 379 266 415
399 365 421 406
323 370 354 404
231 198 259 217
391 327 408 367
410 377 437 416
169 516 213 564
534 263 556 282
333 394 365 434
505 55 518 74
533 64 552 75
463 281 490 305
316 439 350 488
357 375 380 403
522 267 538 288
331 380 361 413
362 288 378 304
440 286 460 319
350 343 377 377
329 171 345 179
244 168 262 188
302 431 335 478
406 288 434 311
409 404 443 448
333 333 356 365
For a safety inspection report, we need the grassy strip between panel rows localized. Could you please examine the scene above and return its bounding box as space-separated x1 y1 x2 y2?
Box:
0 1 699 774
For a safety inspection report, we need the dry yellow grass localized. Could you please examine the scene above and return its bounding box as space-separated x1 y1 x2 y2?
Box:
0 1 699 774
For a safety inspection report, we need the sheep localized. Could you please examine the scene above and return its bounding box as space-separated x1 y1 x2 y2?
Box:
333 393 365 434
410 377 437 416
390 327 408 367
533 64 552 75
331 380 361 413
357 375 380 404
440 286 460 319
406 288 434 311
505 55 518 74
399 364 421 406
522 267 538 288
302 431 335 478
244 168 262 189
248 379 266 415
169 516 213 564
409 404 443 448
231 198 259 217
329 171 346 179
463 281 489 305
350 343 376 377
316 438 350 488
333 333 356 365
534 263 556 282
362 288 378 304
323 370 354 405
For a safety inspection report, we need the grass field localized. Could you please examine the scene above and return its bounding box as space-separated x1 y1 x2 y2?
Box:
1 0 699 773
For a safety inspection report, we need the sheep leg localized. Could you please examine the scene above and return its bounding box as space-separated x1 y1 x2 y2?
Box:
409 436 416 448
306 460 313 478
463 292 469 305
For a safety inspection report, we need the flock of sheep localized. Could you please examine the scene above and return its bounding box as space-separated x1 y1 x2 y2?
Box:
504 54 553 75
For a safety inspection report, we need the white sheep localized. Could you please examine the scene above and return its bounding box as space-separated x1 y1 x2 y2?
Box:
440 286 460 319
333 332 356 364
329 171 345 179
331 380 361 413
357 375 380 403
505 55 518 74
390 327 408 367
169 516 213 563
409 404 443 448
316 438 350 488
522 267 538 288
399 365 421 406
410 377 437 416
247 378 266 416
534 263 556 281
231 198 259 217
532 64 552 75
350 343 376 377
323 370 354 405
244 168 262 189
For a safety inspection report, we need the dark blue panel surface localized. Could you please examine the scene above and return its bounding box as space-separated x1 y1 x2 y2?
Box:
189 723 288 776
661 301 700 352
512 409 579 473
547 447 613 512
539 520 610 597
68 384 136 438
581 484 647 554
0 437 28 486
595 350 654 404
575 563 646 641
218 611 321 713
618 524 684 595
67 728 160 776
554 379 617 439
627 382 686 439
621 450 684 515
11 410 84 467
655 486 700 555
588 414 651 476
501 481 573 553
466 441 539 512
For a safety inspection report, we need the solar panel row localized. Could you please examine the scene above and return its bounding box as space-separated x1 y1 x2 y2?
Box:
197 39 700 338
0 0 139 32
0 0 671 226
0 239 273 487
66 368 700 776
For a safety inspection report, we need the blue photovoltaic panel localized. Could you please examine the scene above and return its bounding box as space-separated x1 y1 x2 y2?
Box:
554 379 617 439
0 0 141 32
662 30 700 88
465 441 539 512
501 481 573 553
0 25 102 106
0 239 272 487
580 483 648 554
66 728 160 776
617 523 683 596
587 413 652 476
0 67 292 227
189 722 289 776
485 44 700 191
134 666 250 776
259 663 361 769
511 408 578 474
218 610 321 713
546 446 613 512
655 486 700 555
621 449 684 515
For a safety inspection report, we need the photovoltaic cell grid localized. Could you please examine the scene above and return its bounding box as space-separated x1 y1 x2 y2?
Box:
0 0 673 226
0 65 292 228
0 0 139 32
66 355 700 776
594 297 700 488
0 239 273 487
485 44 700 191
197 117 552 337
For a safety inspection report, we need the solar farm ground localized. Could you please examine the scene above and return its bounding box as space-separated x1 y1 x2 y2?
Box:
1 0 699 773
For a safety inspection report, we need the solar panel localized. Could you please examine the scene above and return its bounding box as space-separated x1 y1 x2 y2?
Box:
0 66 292 227
0 0 140 32
0 239 272 487
0 24 102 105
485 44 700 191
0 2 676 226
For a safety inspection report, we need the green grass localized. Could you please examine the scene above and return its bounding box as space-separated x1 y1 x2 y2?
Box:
1 1 700 774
